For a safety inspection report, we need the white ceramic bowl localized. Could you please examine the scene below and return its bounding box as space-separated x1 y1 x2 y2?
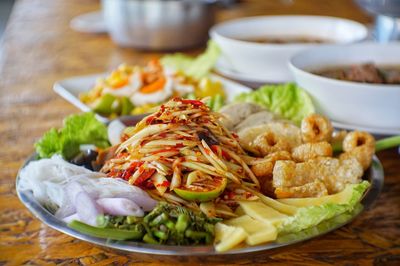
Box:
210 15 368 83
289 42 400 130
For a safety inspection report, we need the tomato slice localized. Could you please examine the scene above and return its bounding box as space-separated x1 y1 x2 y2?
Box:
173 176 227 202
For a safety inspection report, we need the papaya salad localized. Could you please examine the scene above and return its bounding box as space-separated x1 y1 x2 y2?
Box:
17 90 400 252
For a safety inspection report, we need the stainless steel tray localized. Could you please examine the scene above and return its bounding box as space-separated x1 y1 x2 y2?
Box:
16 154 384 256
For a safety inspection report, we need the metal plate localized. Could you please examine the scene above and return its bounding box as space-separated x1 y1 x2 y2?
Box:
16 155 384 256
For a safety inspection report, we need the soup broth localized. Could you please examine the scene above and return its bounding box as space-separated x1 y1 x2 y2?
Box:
238 36 333 44
313 63 400 84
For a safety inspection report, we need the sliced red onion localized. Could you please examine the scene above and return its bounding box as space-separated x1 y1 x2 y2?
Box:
75 191 103 226
54 182 83 219
115 192 157 211
55 201 76 219
96 198 144 217
66 181 86 203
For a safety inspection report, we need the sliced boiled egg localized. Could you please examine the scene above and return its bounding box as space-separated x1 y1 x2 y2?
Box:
103 71 142 97
130 77 173 106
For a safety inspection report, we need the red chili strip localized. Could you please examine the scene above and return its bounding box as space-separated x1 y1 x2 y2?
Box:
179 99 204 106
134 168 156 186
156 180 171 188
211 145 230 160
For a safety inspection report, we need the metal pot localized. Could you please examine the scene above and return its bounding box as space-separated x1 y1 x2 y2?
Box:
101 0 219 51
355 0 400 17
355 0 400 41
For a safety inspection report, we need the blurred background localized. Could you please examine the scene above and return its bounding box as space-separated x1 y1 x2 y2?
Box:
0 0 14 41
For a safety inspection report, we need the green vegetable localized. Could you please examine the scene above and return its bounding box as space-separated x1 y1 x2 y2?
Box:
35 112 110 159
126 216 141 224
185 93 225 112
87 203 219 245
376 135 400 152
185 229 209 239
143 202 219 245
92 94 134 117
92 94 116 115
68 220 144 241
173 176 227 202
143 233 158 244
277 203 363 243
122 98 133 115
161 40 221 80
205 94 224 112
234 83 315 125
185 93 197 100
153 230 168 241
96 215 110 228
149 213 169 227
333 135 400 153
278 181 370 234
175 213 190 233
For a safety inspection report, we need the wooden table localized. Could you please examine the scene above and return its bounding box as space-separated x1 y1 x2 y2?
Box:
0 0 399 265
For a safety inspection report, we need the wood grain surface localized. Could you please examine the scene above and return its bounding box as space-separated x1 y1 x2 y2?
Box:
0 0 399 265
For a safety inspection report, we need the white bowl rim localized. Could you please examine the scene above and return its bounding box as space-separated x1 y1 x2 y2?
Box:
209 15 368 48
289 42 400 91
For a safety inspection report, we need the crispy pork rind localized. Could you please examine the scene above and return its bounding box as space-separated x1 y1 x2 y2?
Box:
291 141 333 162
238 122 301 156
301 114 333 143
272 157 363 198
340 131 375 170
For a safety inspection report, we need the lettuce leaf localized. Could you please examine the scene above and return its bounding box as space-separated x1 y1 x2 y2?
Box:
277 203 363 243
278 181 370 234
234 83 315 125
35 112 110 159
161 40 220 80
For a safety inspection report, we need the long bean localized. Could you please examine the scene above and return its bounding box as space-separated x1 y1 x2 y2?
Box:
175 213 189 233
375 135 400 152
333 135 400 153
68 220 143 241
143 233 158 244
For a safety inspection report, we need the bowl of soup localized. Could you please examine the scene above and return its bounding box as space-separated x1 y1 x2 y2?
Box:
210 16 367 82
289 42 400 130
